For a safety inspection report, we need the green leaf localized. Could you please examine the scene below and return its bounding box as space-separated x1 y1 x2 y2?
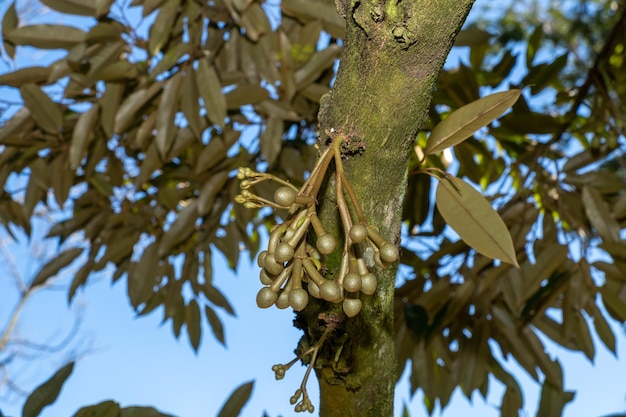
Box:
581 185 620 242
95 0 116 17
6 24 86 49
260 116 283 166
205 305 225 345
41 0 96 16
70 104 99 169
590 305 617 355
180 69 203 139
202 283 235 316
120 406 175 417
2 2 18 58
23 362 75 417
157 199 199 257
425 89 521 154
436 176 519 267
72 400 121 417
224 84 269 110
198 171 229 216
114 82 163 134
196 59 227 128
186 300 202 351
294 43 342 88
454 27 492 47
31 247 83 289
155 72 182 158
600 284 626 321
536 382 575 417
147 0 180 56
216 381 254 417
127 242 159 308
526 25 543 66
0 67 51 87
20 83 63 135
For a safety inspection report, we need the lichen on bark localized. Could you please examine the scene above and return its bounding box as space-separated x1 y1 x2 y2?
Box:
296 1 476 416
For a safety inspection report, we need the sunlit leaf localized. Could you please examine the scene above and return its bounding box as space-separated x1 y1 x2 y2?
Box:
425 89 521 154
436 176 519 267
23 362 75 417
216 381 254 417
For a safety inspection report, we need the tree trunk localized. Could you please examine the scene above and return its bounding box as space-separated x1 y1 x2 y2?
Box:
308 2 476 416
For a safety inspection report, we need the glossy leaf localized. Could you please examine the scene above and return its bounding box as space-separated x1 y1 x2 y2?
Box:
425 89 521 154
23 362 75 417
436 176 519 267
216 381 254 417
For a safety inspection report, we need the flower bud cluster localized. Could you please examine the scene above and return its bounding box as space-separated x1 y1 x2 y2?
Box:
236 133 399 414
236 132 399 318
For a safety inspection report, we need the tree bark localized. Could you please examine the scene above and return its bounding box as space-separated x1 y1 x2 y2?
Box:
308 1 476 416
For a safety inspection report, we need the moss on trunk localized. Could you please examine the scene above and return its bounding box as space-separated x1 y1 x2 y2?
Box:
298 1 476 416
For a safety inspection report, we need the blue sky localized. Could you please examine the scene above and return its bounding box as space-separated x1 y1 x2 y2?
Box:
1 1 626 417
